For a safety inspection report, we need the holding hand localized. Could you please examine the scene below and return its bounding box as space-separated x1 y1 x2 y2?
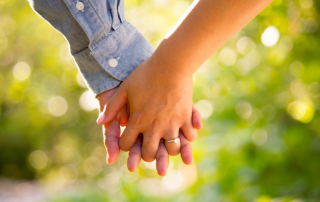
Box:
97 0 272 175
97 83 202 175
97 56 197 162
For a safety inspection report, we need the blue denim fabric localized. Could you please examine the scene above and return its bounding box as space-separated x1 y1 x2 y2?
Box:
29 0 155 96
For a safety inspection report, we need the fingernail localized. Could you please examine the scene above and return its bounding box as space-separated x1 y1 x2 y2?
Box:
97 113 105 124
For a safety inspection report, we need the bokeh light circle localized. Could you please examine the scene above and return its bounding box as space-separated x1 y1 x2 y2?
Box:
195 100 214 119
261 26 280 47
79 90 99 111
29 150 48 170
48 96 68 116
219 48 237 66
13 62 31 81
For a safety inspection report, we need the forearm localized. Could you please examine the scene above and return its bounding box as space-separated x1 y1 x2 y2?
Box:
151 0 273 77
30 0 154 96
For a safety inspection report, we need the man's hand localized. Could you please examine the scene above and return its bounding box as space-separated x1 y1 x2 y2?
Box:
97 86 124 164
97 85 202 175
97 57 197 162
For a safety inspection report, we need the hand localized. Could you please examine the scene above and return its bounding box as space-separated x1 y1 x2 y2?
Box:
97 56 196 162
97 86 202 175
126 105 202 175
127 130 197 176
97 86 125 164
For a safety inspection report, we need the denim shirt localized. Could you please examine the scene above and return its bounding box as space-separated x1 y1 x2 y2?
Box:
29 0 155 96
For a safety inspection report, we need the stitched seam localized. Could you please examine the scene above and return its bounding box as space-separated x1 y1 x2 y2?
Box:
87 0 105 26
91 21 129 52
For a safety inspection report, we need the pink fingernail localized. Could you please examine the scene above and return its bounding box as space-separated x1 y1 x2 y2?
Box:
97 113 105 124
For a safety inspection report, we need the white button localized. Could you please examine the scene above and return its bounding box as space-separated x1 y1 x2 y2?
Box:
76 2 84 11
108 58 118 68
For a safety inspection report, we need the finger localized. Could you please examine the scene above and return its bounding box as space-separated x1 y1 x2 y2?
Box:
103 119 121 164
180 121 197 142
97 85 128 125
192 105 203 130
97 87 119 111
164 129 181 156
141 134 160 162
119 122 140 151
179 131 193 165
127 134 143 172
156 140 169 176
116 106 129 127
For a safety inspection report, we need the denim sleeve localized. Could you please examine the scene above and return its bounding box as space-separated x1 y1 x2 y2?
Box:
29 0 155 96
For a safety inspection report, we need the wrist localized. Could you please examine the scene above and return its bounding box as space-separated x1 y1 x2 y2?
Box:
149 37 201 78
148 47 194 80
143 56 193 89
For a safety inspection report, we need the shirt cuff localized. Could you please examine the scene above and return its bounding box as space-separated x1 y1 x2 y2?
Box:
73 21 155 97
73 47 121 97
89 21 155 81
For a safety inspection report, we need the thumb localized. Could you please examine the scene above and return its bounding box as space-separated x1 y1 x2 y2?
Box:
97 85 128 125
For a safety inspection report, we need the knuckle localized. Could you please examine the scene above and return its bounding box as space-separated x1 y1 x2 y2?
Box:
104 136 119 148
156 154 167 162
180 142 187 150
129 148 139 156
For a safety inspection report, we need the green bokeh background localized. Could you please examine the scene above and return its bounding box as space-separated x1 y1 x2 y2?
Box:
1 0 320 201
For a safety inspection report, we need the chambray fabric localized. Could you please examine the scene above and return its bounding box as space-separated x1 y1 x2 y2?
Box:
29 0 155 96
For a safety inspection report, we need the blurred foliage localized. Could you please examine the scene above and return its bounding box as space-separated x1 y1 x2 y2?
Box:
0 0 320 201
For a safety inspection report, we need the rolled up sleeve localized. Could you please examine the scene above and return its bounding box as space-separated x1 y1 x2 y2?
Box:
30 0 155 96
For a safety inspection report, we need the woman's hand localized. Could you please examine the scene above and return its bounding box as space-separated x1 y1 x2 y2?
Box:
97 56 197 162
97 84 202 175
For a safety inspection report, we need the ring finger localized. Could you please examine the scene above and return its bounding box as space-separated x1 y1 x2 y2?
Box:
164 129 181 156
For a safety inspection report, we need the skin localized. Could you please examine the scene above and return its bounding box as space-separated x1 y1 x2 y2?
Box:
98 0 273 163
98 61 196 162
97 87 202 175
